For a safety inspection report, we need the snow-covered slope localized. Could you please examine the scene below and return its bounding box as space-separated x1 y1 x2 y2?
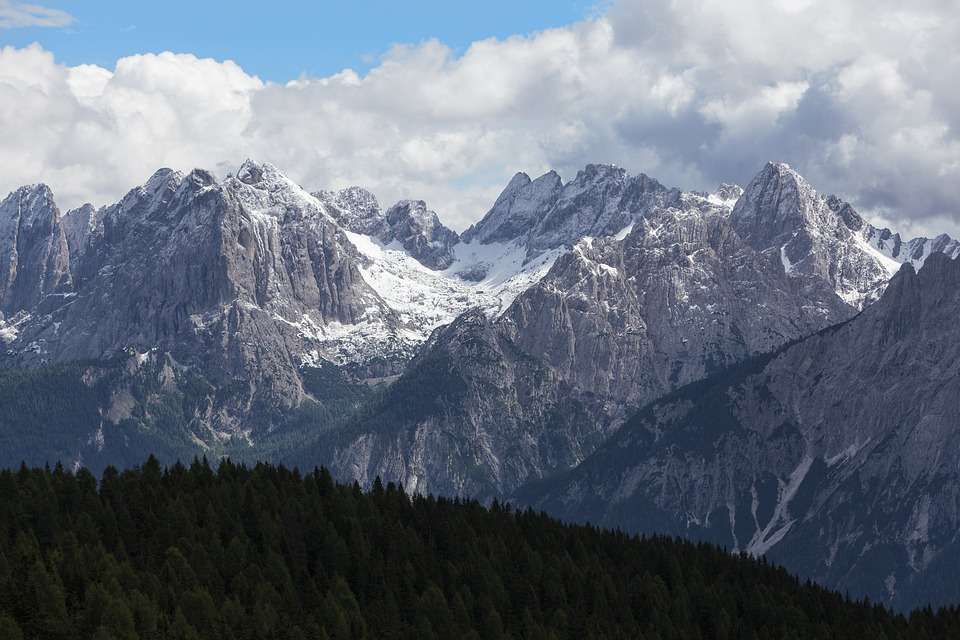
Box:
299 230 564 367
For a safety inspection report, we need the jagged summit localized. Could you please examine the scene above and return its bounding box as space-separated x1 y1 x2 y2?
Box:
574 162 628 181
875 250 959 313
143 167 181 189
500 171 534 193
0 183 71 314
728 160 960 307
1 158 956 464
462 169 563 245
4 182 56 202
383 199 460 270
235 158 265 184
316 185 387 238
464 164 676 253
880 250 960 327
714 182 744 203
731 161 822 246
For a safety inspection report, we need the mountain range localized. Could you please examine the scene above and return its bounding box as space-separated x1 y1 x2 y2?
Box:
1 158 959 609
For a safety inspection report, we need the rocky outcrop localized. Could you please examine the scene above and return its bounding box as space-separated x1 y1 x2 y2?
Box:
462 171 563 244
315 186 389 238
519 252 960 611
0 184 71 315
383 200 460 270
62 203 98 280
317 188 460 270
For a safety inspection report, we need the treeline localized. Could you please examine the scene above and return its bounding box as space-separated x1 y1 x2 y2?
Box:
0 459 957 639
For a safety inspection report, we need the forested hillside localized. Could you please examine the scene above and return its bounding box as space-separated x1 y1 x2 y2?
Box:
0 459 958 640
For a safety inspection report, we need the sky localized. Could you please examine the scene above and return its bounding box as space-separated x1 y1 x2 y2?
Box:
0 0 958 237
0 1 598 80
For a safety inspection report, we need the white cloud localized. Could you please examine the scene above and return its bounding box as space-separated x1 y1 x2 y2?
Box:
0 0 958 237
0 1 72 29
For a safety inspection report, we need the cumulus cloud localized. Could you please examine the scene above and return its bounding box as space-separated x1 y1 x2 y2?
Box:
0 1 72 28
0 0 957 236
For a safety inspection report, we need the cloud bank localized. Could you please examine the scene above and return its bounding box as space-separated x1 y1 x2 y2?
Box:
0 0 957 236
0 1 73 29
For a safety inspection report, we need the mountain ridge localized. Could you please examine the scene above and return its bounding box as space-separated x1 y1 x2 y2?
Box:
1 158 956 466
517 250 960 610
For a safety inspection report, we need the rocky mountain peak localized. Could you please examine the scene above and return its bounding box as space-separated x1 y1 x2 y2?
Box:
463 164 677 253
383 199 460 270
141 168 184 200
803 250 960 353
462 170 562 245
501 171 533 194
731 161 819 247
715 183 744 203
574 163 628 183
525 166 671 254
730 161 919 307
0 183 72 314
8 183 56 213
911 251 960 302
315 186 386 237
235 159 266 185
230 160 302 198
114 168 185 221
901 233 960 263
333 186 381 217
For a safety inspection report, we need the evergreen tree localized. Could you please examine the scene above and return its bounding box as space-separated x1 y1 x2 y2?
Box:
0 458 956 639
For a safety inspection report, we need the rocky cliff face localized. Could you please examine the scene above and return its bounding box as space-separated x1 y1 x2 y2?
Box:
323 170 882 498
1 161 395 440
62 202 98 280
0 184 71 315
317 188 460 270
730 162 945 308
461 171 563 244
320 309 609 497
519 252 960 611
383 200 460 270
463 164 680 258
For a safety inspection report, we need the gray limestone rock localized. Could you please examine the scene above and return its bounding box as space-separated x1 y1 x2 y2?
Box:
519 252 960 611
323 181 858 498
1 161 395 437
0 184 71 315
383 200 460 270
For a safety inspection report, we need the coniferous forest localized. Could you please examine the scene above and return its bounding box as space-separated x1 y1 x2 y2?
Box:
0 459 959 640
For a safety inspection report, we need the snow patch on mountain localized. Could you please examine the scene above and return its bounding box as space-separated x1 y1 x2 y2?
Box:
0 312 31 344
780 242 795 274
853 231 902 278
344 229 563 338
